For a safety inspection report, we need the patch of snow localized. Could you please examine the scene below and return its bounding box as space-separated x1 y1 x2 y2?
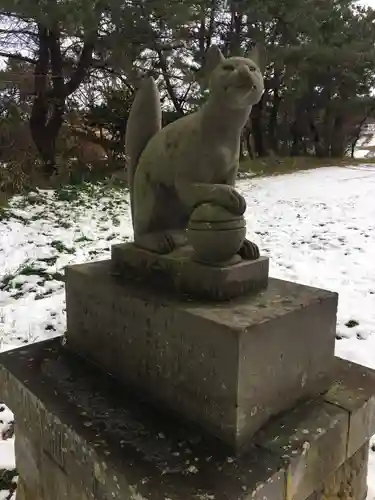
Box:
239 165 375 370
0 439 15 471
0 493 15 500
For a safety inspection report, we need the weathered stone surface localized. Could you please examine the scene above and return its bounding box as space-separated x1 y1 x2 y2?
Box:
14 429 42 497
307 443 369 500
16 478 37 500
111 242 269 300
41 451 71 499
324 357 375 457
0 339 286 500
66 260 337 451
255 399 349 500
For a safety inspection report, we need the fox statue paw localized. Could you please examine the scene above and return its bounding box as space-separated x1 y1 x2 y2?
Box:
238 239 260 260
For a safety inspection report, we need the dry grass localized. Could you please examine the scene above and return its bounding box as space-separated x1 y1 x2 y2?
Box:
239 155 375 176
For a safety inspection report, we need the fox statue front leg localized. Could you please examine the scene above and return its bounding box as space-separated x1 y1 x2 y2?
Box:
176 180 259 261
175 180 247 217
132 177 188 254
134 231 187 254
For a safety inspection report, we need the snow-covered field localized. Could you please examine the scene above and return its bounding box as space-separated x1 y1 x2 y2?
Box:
0 165 375 498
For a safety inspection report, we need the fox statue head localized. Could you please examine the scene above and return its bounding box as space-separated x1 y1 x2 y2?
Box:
202 45 265 110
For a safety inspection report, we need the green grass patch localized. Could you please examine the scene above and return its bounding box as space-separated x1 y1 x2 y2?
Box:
38 256 59 266
0 207 9 221
54 178 129 204
0 273 16 290
19 264 47 277
75 235 93 243
51 240 75 254
0 468 17 491
0 262 65 295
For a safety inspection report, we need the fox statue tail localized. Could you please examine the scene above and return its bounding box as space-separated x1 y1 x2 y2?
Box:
125 77 161 220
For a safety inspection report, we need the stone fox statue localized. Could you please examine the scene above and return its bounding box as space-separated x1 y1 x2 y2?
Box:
125 45 264 258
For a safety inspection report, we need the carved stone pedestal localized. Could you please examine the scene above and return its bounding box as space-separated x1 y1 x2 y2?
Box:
0 340 374 500
3 247 374 499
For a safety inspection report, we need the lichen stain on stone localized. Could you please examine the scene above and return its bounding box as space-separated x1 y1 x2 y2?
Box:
250 406 258 417
129 484 149 500
93 461 106 485
252 481 266 496
196 494 215 500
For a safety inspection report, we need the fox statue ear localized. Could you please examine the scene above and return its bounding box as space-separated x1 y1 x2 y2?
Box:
246 44 266 74
203 45 225 74
196 45 225 89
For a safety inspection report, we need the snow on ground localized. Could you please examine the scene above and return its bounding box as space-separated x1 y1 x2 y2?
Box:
0 182 133 350
0 166 375 496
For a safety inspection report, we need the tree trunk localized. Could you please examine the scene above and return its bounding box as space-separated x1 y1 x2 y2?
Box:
224 3 243 56
251 97 267 157
268 90 281 153
290 121 301 156
268 70 281 153
321 87 333 157
331 115 345 157
310 121 324 157
29 24 54 174
29 23 96 176
246 130 254 159
239 139 244 160
31 96 66 172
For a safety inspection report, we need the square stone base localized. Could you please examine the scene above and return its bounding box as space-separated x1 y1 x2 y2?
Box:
1 340 375 500
65 259 338 451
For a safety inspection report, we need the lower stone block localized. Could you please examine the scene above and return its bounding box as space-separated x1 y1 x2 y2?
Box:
14 429 42 498
41 450 75 500
325 357 375 458
256 399 349 500
16 478 39 500
307 443 369 500
0 339 374 500
65 259 337 451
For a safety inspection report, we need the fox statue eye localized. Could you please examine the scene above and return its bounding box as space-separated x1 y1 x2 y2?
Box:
222 63 235 71
249 66 256 72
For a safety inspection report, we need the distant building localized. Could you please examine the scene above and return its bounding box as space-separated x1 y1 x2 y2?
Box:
361 120 375 134
355 119 375 158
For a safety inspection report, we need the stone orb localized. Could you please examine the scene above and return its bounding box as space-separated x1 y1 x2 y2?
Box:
187 203 246 265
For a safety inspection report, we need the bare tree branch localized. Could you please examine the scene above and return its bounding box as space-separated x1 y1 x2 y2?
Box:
0 28 36 37
62 34 96 97
0 51 36 64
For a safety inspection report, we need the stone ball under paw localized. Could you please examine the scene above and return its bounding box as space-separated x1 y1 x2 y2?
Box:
187 203 246 265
